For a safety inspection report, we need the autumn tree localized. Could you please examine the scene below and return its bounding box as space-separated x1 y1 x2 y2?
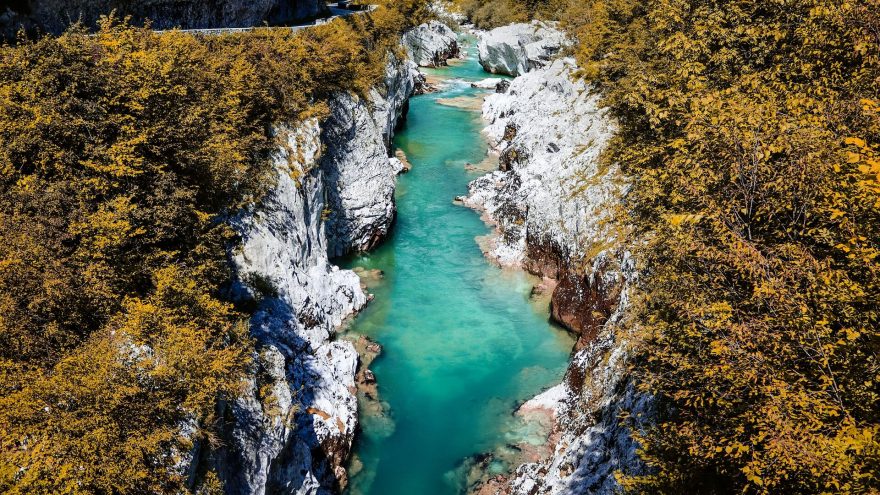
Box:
0 2 427 492
561 0 880 492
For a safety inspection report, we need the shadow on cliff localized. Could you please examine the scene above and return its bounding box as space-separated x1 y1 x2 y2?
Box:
196 295 343 495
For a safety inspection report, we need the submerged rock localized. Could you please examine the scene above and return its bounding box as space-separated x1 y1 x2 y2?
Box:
403 20 460 67
477 21 568 76
395 148 413 173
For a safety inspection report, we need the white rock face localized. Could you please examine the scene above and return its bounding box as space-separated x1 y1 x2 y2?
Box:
465 58 653 494
214 120 366 495
464 58 618 271
517 383 568 418
200 27 461 493
321 56 418 257
477 21 568 76
402 20 460 67
470 77 506 89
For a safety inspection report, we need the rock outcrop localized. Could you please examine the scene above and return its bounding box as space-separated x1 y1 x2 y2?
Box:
321 55 419 257
464 58 618 275
465 57 653 494
321 21 458 256
403 20 460 67
1 0 327 38
470 77 506 89
184 24 459 494
201 120 364 495
477 21 568 76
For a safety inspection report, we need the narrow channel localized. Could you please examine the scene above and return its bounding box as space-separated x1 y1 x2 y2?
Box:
342 36 575 495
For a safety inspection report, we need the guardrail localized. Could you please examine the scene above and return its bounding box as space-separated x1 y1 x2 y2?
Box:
154 3 376 36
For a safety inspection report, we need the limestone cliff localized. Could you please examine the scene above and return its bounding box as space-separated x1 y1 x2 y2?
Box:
209 120 365 495
321 56 420 257
184 25 459 494
476 21 568 77
403 20 460 67
465 58 653 494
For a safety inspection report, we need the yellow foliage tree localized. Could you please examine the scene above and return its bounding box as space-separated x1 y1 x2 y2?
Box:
558 0 880 492
0 2 429 492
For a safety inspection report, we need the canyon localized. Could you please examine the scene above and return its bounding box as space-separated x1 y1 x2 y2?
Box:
199 16 646 495
181 21 466 495
3 1 871 494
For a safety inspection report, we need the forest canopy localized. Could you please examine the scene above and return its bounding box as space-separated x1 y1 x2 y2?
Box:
458 0 879 492
1 0 878 493
0 2 426 492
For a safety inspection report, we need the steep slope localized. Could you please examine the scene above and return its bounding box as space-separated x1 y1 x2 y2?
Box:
465 58 652 494
193 28 459 494
321 57 419 257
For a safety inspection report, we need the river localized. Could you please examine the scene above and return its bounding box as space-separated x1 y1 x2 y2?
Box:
342 36 575 495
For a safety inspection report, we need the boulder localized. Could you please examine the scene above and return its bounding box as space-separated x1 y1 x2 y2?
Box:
471 77 506 89
403 20 460 67
477 21 568 76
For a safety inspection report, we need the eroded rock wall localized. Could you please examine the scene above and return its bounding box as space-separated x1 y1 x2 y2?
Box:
464 58 618 277
191 25 459 494
205 120 365 495
320 26 461 257
465 57 654 494
320 56 420 257
403 20 460 67
477 21 568 76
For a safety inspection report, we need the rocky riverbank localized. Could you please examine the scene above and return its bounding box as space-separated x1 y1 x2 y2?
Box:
404 21 461 68
464 24 654 495
180 22 460 494
476 21 568 77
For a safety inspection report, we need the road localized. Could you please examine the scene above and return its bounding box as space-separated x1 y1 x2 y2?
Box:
155 3 375 36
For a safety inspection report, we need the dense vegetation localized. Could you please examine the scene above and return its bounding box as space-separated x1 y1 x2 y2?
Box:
0 2 426 493
4 0 878 492
451 0 565 28
458 0 880 492
563 0 880 493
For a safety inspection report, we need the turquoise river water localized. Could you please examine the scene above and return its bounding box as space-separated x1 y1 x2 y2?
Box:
342 38 575 495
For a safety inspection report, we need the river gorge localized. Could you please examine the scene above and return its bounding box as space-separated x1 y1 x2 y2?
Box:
0 2 869 494
0 7 641 494
341 37 575 495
